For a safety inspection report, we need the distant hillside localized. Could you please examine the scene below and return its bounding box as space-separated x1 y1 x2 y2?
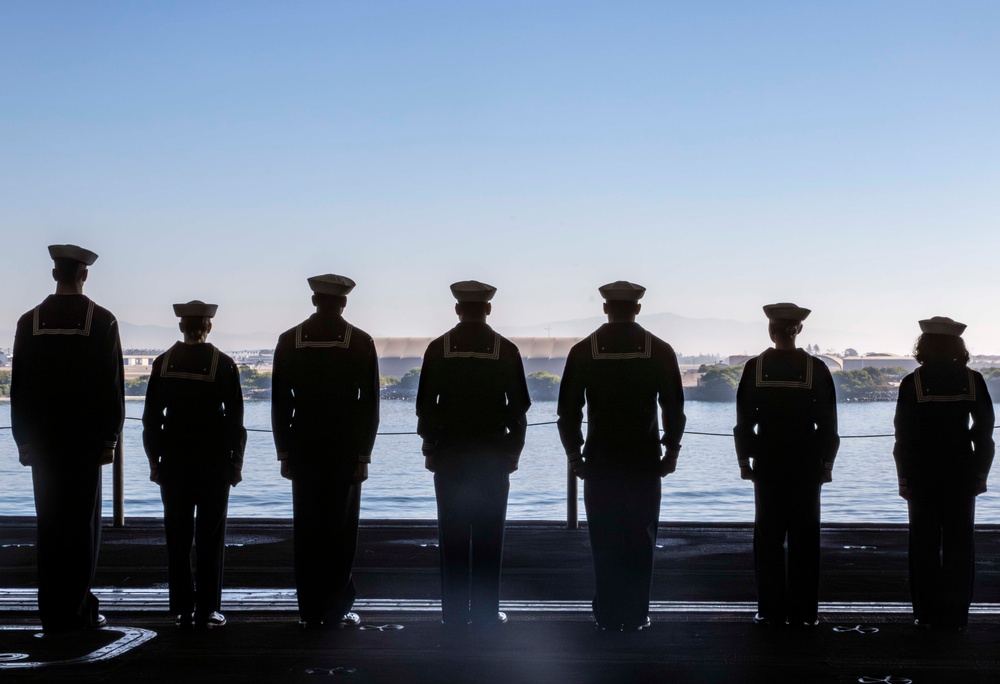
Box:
118 322 280 352
2 310 893 358
506 312 879 357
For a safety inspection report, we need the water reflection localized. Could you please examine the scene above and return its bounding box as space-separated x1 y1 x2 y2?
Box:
1 400 998 523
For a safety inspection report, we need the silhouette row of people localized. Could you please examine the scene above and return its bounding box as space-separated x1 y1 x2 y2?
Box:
9 244 994 635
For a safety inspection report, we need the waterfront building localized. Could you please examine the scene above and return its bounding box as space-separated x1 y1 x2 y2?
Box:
374 337 578 378
842 355 919 372
123 353 157 367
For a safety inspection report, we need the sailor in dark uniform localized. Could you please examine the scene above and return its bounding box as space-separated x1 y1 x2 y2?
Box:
271 274 380 629
557 281 686 631
893 316 994 631
142 301 246 629
11 244 124 631
416 281 531 627
734 303 839 627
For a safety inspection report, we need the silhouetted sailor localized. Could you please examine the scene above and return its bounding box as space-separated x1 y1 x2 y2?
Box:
10 244 124 631
416 281 530 627
142 301 246 630
734 303 839 627
557 281 685 631
894 316 994 631
271 274 379 630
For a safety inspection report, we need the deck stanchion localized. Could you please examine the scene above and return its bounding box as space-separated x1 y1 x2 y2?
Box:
566 463 579 530
113 438 125 528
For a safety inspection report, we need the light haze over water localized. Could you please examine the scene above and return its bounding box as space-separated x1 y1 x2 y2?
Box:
2 399 999 524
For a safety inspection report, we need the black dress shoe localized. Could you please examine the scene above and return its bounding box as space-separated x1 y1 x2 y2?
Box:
334 612 361 629
621 617 651 632
87 614 108 629
196 611 227 629
175 613 194 630
753 613 778 626
300 619 325 631
790 618 819 628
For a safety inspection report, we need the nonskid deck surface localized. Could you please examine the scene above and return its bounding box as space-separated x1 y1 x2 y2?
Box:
2 519 1000 682
2 612 1000 683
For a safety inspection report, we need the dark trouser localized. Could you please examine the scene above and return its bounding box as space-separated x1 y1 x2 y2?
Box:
753 472 822 623
31 461 103 631
434 463 510 625
584 471 661 629
907 488 976 628
159 459 232 617
291 475 361 623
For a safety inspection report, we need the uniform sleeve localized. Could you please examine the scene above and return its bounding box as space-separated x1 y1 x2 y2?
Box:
99 318 126 451
141 357 166 468
892 374 917 487
813 361 840 468
225 360 247 469
270 334 294 458
502 346 531 462
415 345 441 444
556 347 586 458
657 343 686 453
733 360 757 467
356 337 380 463
971 372 996 483
10 316 39 460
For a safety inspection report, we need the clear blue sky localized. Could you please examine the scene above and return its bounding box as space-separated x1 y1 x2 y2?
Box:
2 1 998 353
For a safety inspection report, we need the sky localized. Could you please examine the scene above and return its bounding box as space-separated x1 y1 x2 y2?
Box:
1 1 998 354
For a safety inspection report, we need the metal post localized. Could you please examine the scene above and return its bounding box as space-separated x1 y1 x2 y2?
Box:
566 463 579 530
113 439 125 528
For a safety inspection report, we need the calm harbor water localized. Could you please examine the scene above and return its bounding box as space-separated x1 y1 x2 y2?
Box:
1 399 999 524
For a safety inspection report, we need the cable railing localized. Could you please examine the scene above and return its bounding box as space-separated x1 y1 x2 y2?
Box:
2 420 998 529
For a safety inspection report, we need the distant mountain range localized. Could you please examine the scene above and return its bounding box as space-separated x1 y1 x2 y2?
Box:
502 311 874 357
0 312 881 357
0 323 280 354
116 322 279 352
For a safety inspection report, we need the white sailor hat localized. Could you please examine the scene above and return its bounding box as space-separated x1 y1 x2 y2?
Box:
918 316 966 336
450 280 496 302
598 281 646 302
172 300 218 318
762 303 811 322
307 274 356 296
48 244 98 266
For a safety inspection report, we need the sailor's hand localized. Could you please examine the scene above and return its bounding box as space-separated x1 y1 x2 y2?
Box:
99 447 115 466
975 478 988 495
149 465 161 484
898 484 911 501
280 459 292 480
230 466 243 487
821 467 833 484
739 465 756 482
352 462 369 484
659 451 679 477
17 446 34 467
568 457 585 480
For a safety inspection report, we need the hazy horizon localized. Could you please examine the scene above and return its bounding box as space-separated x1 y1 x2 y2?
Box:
3 307 989 360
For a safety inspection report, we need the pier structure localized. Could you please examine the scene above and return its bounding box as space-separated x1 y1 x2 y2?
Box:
2 518 1000 681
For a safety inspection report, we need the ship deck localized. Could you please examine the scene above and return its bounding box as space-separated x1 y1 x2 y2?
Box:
2 518 1000 682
